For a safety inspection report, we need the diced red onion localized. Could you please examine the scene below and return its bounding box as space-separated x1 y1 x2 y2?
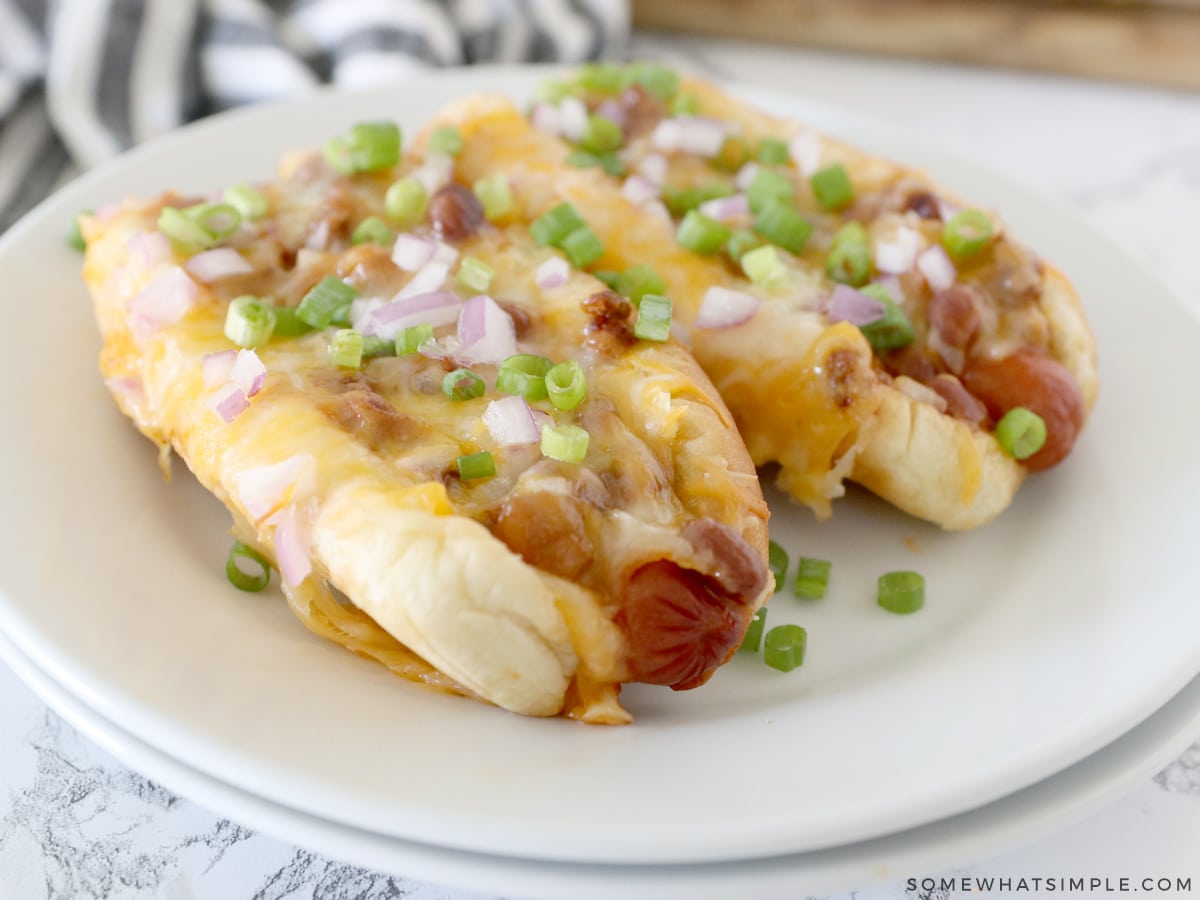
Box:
827 284 886 326
129 267 198 338
231 348 266 398
652 117 726 157
392 233 436 271
636 153 668 185
272 505 311 587
873 275 904 302
209 383 250 424
457 295 516 365
416 335 462 361
128 231 173 267
622 175 660 205
559 97 588 143
483 396 540 446
235 454 315 521
734 162 761 191
531 102 562 136
104 375 144 401
397 260 450 299
202 350 237 388
698 193 749 222
411 152 454 196
431 240 459 267
937 198 962 222
644 200 672 223
917 244 957 292
695 286 761 329
185 247 253 282
874 227 922 275
535 257 570 290
788 130 822 177
364 290 461 340
595 100 626 130
349 298 386 332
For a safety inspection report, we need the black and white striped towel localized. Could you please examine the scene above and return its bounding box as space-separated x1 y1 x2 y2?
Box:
0 0 628 232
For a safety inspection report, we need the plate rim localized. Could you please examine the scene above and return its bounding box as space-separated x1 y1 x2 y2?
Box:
1 64 1199 865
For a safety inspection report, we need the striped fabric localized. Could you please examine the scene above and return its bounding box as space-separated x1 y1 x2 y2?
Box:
0 0 628 231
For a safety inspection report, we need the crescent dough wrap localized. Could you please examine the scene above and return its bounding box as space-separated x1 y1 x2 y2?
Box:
429 85 1097 529
83 133 770 722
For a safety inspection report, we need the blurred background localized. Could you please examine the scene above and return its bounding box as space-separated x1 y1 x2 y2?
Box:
4 0 1199 229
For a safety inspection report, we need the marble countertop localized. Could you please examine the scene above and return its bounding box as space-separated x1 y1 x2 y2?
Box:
3 31 1200 899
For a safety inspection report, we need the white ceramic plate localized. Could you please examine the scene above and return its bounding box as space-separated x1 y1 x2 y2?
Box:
0 67 1198 866
5 628 1200 899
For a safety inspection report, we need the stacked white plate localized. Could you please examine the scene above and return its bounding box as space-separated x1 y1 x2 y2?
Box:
1 68 1198 899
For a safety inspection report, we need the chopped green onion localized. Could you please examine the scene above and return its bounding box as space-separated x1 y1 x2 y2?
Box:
714 136 750 172
324 121 401 174
994 407 1047 460
395 323 433 355
384 177 428 225
223 185 268 220
158 207 212 252
593 269 622 290
616 263 666 305
662 182 735 218
725 228 765 261
747 168 794 214
739 607 768 653
189 203 242 239
158 202 241 252
457 257 495 293
329 328 365 368
832 221 868 247
541 423 590 463
272 307 314 338
576 62 626 94
794 557 831 600
581 114 623 153
858 284 915 351
443 368 486 401
877 571 925 614
741 244 786 285
68 210 89 252
545 360 587 410
562 226 604 268
629 62 679 101
224 295 277 348
810 163 854 210
351 216 393 246
566 149 625 176
753 198 813 254
473 173 514 221
497 353 552 401
676 210 730 255
296 276 356 329
756 137 790 164
942 209 995 259
530 202 586 247
670 92 699 116
825 238 872 286
362 334 395 358
456 450 495 480
764 624 807 672
768 540 788 593
634 293 672 342
226 541 271 592
428 125 463 157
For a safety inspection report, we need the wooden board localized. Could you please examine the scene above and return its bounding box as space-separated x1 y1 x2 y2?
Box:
633 0 1200 90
